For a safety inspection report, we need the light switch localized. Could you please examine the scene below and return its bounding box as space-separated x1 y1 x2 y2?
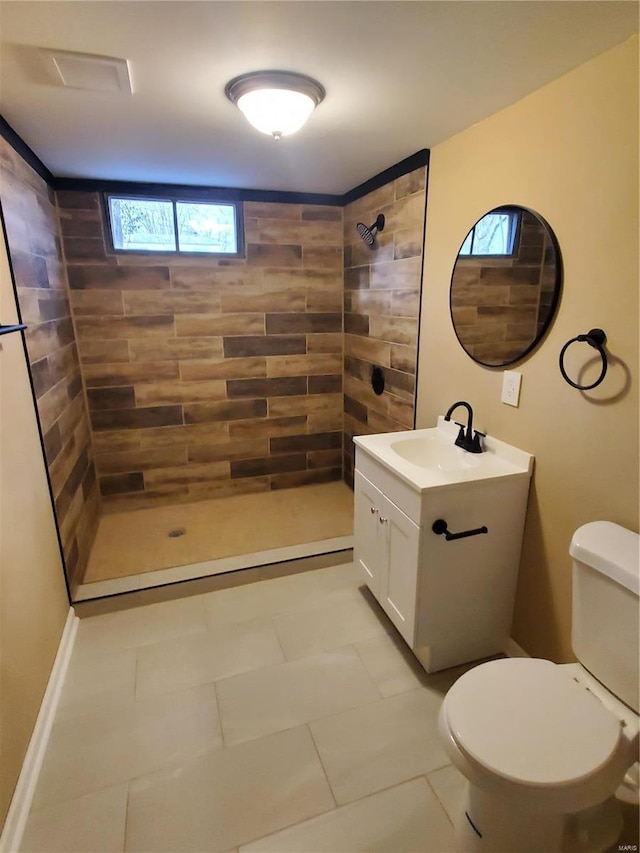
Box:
501 371 522 407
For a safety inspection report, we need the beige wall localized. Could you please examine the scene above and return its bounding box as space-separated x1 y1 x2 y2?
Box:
0 233 69 824
417 37 639 662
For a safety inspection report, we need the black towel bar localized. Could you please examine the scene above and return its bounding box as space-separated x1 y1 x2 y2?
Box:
0 323 27 337
432 519 488 541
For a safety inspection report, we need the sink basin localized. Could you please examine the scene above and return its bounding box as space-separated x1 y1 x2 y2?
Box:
353 416 534 491
390 435 482 472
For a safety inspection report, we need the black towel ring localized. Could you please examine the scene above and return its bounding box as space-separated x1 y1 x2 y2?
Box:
559 328 608 390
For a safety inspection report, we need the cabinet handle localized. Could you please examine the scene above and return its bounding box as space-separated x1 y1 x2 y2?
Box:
370 506 378 515
379 516 387 524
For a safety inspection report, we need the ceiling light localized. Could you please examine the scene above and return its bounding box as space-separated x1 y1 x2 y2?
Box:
225 71 325 141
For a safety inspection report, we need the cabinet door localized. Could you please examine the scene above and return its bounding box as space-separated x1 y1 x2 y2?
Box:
354 470 384 598
379 497 420 644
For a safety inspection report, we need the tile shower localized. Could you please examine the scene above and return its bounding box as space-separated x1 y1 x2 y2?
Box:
0 133 427 597
61 193 345 510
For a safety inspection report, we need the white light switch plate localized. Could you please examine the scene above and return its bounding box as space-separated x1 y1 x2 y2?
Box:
501 371 522 406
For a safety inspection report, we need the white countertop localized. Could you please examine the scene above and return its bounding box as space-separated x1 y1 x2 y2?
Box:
353 417 534 492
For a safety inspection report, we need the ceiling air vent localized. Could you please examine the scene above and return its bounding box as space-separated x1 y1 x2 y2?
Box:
46 49 132 94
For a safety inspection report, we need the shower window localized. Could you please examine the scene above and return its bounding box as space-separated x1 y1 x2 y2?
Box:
106 195 242 256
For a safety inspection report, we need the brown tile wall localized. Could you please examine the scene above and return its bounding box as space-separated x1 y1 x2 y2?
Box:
342 167 427 486
451 213 550 365
58 192 344 510
0 139 99 588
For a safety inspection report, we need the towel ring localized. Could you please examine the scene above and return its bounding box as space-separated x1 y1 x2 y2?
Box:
559 328 607 390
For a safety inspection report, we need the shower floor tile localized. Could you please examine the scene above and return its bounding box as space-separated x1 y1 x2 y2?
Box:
82 481 354 587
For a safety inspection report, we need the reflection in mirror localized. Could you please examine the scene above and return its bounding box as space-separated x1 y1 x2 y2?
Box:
450 206 562 367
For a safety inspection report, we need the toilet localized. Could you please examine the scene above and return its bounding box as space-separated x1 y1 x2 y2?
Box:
438 521 639 853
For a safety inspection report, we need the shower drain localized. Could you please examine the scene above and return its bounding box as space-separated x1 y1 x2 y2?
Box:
167 527 186 539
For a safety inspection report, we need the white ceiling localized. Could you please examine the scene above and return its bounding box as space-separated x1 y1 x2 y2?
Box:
0 1 637 195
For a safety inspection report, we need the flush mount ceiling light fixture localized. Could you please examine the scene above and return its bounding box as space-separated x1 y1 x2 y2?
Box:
225 71 325 141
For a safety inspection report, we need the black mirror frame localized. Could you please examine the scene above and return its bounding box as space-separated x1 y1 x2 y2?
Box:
449 205 563 368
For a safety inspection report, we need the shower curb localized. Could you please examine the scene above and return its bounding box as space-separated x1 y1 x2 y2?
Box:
74 535 354 601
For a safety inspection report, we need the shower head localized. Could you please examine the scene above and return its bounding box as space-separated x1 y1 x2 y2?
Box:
356 213 385 247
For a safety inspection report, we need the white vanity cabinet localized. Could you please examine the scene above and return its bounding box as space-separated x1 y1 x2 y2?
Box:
353 421 534 673
354 470 420 645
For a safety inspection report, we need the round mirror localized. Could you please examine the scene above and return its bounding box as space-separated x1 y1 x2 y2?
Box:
450 206 562 367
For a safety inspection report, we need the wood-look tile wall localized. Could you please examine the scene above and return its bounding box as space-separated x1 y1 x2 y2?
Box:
0 140 99 587
451 212 552 364
57 192 344 510
342 167 427 485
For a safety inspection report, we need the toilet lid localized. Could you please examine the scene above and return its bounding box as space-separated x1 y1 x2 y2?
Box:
445 658 622 786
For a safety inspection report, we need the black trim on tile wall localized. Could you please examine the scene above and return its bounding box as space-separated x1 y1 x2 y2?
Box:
0 116 56 186
57 178 343 207
0 198 72 605
340 149 430 206
412 158 431 429
0 113 429 205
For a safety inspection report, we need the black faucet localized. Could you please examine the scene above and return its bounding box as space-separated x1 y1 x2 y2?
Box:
444 401 485 453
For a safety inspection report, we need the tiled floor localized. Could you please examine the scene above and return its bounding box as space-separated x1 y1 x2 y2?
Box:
80 482 354 599
22 561 471 853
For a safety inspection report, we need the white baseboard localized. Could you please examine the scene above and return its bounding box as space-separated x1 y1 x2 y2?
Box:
0 607 78 853
504 637 530 658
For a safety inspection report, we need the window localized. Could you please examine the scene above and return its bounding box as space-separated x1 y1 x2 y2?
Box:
106 195 241 255
459 209 520 257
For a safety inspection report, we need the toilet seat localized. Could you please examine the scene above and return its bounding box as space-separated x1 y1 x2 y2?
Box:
444 658 623 787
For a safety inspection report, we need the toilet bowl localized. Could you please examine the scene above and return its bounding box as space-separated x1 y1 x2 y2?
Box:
439 658 639 852
438 522 640 853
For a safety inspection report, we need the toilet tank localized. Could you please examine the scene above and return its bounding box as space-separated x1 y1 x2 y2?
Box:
570 521 639 713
